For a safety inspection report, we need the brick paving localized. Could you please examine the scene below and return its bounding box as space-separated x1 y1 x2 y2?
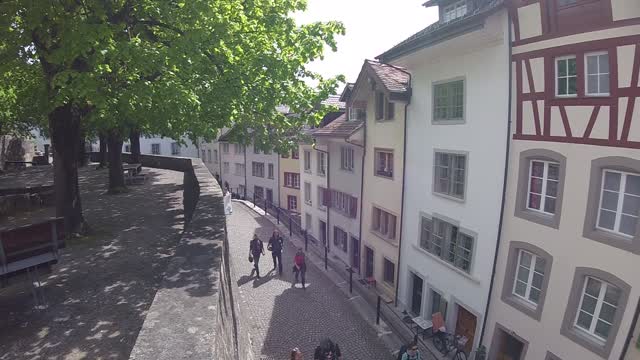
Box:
227 202 393 360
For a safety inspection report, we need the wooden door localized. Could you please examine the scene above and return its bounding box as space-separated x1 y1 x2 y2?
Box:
496 331 524 360
455 306 477 354
411 274 423 315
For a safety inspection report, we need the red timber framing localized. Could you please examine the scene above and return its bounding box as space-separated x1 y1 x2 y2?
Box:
509 0 640 149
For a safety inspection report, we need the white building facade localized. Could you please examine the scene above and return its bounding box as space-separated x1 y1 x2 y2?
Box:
378 1 510 354
246 143 280 206
300 140 330 248
219 131 247 196
124 136 199 158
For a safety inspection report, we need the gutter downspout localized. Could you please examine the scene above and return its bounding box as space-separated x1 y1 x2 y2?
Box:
478 13 513 348
620 298 640 360
313 141 330 252
244 145 247 199
347 133 365 276
392 68 412 307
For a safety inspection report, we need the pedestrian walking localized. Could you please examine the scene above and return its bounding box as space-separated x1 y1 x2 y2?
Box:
313 338 342 360
290 347 304 360
401 341 421 360
249 233 265 278
268 230 284 275
292 248 307 289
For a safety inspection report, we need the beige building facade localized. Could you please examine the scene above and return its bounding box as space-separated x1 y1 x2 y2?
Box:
279 148 301 214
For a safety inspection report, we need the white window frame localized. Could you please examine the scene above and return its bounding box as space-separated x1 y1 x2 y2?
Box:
419 215 474 273
375 149 394 178
349 107 366 121
555 55 578 97
596 169 639 238
512 250 545 306
527 160 560 215
171 142 181 156
372 206 397 241
252 162 264 178
341 146 354 172
585 52 610 97
442 0 467 22
222 143 230 154
223 162 230 174
288 195 298 210
433 151 467 200
305 213 312 231
268 163 274 179
151 143 161 155
285 172 300 189
304 150 311 172
235 163 244 176
304 182 312 204
574 277 620 342
432 78 465 123
318 152 326 176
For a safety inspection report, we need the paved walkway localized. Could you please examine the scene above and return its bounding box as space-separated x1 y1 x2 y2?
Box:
0 168 185 360
227 202 393 360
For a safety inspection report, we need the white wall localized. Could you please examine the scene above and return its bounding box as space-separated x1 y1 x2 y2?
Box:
394 10 510 351
125 136 199 158
220 142 246 194
246 143 280 205
300 143 329 245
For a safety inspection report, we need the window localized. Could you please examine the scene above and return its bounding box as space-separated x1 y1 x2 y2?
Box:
516 149 567 229
561 268 631 358
386 100 395 120
281 151 289 159
318 186 328 208
318 152 326 176
556 56 577 97
253 146 260 154
207 149 212 163
333 226 348 252
234 144 243 154
252 162 265 178
171 142 181 156
558 0 577 7
223 162 230 174
267 163 274 179
349 107 366 121
222 143 229 154
513 250 546 306
213 149 218 163
372 207 397 240
234 163 244 176
284 172 300 189
433 79 464 122
239 184 245 197
375 149 393 178
419 216 474 273
330 190 358 218
341 146 354 171
254 186 264 200
375 92 385 120
304 182 312 204
201 149 206 160
527 160 560 214
151 143 161 155
584 157 640 254
442 0 467 22
287 195 297 211
585 52 610 96
596 170 639 237
124 144 131 153
292 149 299 159
304 150 311 172
433 152 466 199
383 258 395 285
305 213 312 231
430 289 448 318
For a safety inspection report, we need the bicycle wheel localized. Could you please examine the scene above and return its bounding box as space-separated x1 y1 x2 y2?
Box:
432 335 446 353
455 350 468 360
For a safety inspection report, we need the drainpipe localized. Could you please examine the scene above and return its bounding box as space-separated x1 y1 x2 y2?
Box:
244 144 247 198
313 140 330 252
347 134 365 276
620 298 640 360
478 14 513 348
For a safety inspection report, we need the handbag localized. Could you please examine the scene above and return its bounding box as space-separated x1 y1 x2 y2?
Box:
248 254 254 263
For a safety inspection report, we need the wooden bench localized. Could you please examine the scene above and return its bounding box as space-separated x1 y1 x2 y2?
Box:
0 218 65 307
3 161 34 170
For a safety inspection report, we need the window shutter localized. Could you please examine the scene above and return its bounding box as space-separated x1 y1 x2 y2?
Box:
350 196 358 218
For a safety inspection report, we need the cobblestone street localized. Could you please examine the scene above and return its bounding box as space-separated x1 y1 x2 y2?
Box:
227 202 392 360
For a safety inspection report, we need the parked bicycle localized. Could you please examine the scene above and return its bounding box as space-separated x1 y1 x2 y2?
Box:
432 331 468 360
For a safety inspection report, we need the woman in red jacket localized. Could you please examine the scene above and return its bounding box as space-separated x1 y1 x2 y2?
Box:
293 248 306 289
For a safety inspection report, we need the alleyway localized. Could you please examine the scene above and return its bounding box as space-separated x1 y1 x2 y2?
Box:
226 202 392 360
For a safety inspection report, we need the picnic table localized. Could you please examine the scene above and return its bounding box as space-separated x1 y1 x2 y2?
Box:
412 316 434 339
123 163 146 185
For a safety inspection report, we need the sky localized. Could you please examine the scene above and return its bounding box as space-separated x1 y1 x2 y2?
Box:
293 0 439 84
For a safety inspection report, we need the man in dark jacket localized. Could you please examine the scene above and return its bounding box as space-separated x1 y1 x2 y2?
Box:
268 230 284 275
313 338 342 360
249 233 265 278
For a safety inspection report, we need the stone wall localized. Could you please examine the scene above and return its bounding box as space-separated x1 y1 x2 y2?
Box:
122 154 244 360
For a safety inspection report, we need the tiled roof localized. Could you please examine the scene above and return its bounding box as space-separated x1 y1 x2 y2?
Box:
312 114 362 138
366 60 410 94
217 127 235 142
321 95 346 110
377 0 504 62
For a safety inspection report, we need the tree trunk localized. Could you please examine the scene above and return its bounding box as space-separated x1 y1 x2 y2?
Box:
98 132 107 168
78 135 87 167
129 128 141 163
107 129 125 193
50 103 85 235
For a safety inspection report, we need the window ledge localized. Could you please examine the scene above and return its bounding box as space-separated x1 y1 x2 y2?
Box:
515 208 559 229
432 191 465 203
374 173 394 180
411 244 479 284
501 294 541 321
305 200 312 206
369 230 398 247
304 169 312 174
432 118 465 125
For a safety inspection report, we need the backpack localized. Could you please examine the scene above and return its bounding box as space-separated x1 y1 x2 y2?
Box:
396 345 408 360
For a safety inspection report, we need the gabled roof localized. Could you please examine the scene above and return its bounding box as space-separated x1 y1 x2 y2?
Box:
311 114 362 138
321 95 346 110
377 0 504 62
217 127 236 142
339 83 355 102
366 60 411 94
